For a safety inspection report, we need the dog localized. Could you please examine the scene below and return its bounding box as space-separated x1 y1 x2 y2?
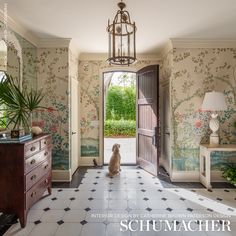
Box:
107 143 121 177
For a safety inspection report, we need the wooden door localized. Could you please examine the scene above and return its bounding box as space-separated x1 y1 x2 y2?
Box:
136 65 159 176
70 77 79 175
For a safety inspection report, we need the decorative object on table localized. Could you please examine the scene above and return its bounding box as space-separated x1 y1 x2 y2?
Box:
222 164 236 186
10 129 25 138
201 91 227 147
107 0 137 66
31 126 43 136
0 72 45 134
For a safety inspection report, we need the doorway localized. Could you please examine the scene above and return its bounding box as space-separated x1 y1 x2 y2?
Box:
103 71 136 165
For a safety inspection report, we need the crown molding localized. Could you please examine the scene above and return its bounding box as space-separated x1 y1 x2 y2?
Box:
79 53 161 61
170 38 236 49
159 39 173 57
37 38 71 48
69 40 81 58
0 8 38 46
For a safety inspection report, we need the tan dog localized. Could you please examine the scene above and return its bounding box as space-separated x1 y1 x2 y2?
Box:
108 143 121 177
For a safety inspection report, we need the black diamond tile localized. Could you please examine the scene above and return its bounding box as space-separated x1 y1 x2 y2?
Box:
93 182 98 185
228 208 234 212
143 198 149 201
191 190 196 192
216 198 222 201
199 198 204 201
51 197 57 201
84 207 91 212
95 176 100 179
109 182 113 185
34 220 41 225
139 183 144 185
158 189 163 192
187 208 193 212
91 189 96 192
224 189 230 192
110 176 113 179
141 189 146 192
166 208 173 212
138 177 142 179
80 220 88 225
155 182 159 185
174 189 179 192
109 190 112 192
180 197 185 201
161 198 167 201
64 207 70 212
75 189 79 192
70 197 75 201
57 220 64 225
43 207 50 212
58 189 63 192
88 197 94 201
207 208 213 212
136 171 140 174
97 171 101 174
146 207 152 212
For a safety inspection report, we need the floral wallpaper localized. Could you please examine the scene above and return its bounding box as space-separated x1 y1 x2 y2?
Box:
79 58 161 157
169 48 236 171
36 48 70 170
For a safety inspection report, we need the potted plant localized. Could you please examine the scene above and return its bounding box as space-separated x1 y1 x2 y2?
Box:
222 164 236 186
0 72 45 136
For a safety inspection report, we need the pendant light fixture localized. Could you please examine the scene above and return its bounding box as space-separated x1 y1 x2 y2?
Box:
107 0 137 66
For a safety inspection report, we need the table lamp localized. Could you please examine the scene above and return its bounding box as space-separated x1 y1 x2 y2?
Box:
201 91 227 147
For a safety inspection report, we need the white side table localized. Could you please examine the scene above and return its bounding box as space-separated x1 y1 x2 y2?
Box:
199 144 236 189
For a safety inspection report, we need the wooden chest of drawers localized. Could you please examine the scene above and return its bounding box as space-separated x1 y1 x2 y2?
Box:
0 134 52 228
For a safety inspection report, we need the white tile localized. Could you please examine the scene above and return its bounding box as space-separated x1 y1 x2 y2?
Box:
86 210 108 223
106 223 130 236
28 223 58 236
109 200 127 210
31 197 52 210
88 199 109 210
107 210 129 223
27 210 44 223
4 222 34 236
40 210 65 222
63 210 87 223
80 223 106 236
49 199 71 210
55 223 82 236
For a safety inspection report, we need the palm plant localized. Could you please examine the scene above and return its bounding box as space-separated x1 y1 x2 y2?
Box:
0 73 45 131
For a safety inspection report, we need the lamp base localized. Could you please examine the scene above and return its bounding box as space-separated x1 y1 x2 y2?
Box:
209 133 219 147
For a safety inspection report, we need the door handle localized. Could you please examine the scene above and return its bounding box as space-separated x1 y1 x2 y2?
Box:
72 132 76 135
152 126 158 146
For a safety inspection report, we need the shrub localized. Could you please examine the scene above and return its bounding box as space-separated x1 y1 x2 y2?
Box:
104 120 136 137
106 85 136 120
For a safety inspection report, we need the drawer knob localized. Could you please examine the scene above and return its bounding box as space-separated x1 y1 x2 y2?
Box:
44 152 48 156
31 174 37 180
30 159 36 165
44 141 47 145
44 164 49 169
31 191 36 197
30 146 36 152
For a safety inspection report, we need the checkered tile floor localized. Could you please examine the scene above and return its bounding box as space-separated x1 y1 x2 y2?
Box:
4 168 236 236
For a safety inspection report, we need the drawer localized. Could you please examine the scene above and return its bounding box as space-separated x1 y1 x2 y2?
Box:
25 147 51 174
40 136 51 149
25 158 51 191
25 141 40 158
26 171 51 211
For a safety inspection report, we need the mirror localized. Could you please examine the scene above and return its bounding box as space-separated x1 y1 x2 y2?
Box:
0 23 23 89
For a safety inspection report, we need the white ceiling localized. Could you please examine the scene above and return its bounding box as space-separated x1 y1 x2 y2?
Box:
1 0 236 54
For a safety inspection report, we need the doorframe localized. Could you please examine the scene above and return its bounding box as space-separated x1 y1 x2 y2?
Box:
99 67 138 166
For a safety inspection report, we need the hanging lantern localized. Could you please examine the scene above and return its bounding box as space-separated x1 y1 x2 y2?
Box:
107 0 137 66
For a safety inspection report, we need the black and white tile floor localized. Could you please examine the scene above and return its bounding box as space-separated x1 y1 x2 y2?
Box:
3 168 236 236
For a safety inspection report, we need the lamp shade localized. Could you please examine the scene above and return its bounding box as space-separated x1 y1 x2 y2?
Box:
201 91 227 111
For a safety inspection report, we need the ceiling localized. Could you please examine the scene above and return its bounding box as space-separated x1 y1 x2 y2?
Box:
1 0 236 54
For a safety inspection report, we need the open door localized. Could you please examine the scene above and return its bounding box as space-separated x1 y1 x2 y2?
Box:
136 65 159 176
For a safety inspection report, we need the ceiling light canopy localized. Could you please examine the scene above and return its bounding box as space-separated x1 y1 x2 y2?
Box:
107 0 137 66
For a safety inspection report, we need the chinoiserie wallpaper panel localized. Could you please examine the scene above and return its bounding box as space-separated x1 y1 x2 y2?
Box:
170 48 236 171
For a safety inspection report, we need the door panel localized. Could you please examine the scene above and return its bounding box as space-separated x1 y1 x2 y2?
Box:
136 65 159 176
71 77 79 175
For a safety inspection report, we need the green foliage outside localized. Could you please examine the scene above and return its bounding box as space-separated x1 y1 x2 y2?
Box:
104 120 136 137
106 85 136 120
105 73 136 137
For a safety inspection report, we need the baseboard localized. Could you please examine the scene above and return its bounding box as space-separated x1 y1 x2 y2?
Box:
170 170 227 182
52 169 72 182
79 157 100 166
